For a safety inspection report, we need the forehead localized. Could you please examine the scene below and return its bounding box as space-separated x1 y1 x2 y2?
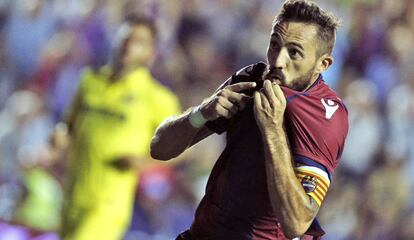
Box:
271 21 318 45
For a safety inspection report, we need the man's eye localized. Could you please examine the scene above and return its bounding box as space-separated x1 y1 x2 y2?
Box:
289 49 302 58
270 41 279 49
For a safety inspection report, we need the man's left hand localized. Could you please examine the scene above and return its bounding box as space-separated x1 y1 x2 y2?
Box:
253 80 286 132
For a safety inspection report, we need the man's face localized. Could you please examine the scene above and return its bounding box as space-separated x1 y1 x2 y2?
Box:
119 24 155 67
265 21 321 91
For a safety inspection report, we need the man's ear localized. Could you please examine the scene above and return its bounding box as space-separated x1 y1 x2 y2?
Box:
316 54 333 74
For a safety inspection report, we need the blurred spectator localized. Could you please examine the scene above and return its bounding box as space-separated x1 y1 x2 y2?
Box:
14 165 63 232
340 80 384 178
386 72 414 180
126 163 195 240
5 0 57 84
319 176 358 240
0 89 60 234
355 157 410 239
0 221 59 240
47 29 90 121
0 31 14 109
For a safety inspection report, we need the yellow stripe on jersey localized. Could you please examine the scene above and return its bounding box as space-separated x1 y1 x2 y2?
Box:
295 165 331 206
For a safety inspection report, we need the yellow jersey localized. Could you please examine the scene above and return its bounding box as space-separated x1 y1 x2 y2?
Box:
61 66 180 240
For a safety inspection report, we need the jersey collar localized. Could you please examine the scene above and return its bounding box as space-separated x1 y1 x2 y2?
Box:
305 74 322 92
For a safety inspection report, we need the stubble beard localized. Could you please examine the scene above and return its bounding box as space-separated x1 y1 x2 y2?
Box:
289 68 316 92
263 64 317 92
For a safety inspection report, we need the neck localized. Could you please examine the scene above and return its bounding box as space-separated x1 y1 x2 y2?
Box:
303 73 320 92
109 62 145 82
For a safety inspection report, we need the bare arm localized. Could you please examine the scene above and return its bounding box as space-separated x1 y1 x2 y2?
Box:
253 80 318 238
150 82 257 160
150 110 214 160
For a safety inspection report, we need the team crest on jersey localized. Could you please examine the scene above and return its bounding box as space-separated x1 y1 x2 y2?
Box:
301 176 318 193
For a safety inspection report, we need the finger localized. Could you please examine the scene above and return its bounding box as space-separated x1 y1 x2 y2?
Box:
218 97 239 115
227 92 252 109
227 82 257 93
260 90 270 109
239 93 253 101
253 91 261 112
236 95 249 110
272 84 286 105
216 104 233 119
263 80 277 106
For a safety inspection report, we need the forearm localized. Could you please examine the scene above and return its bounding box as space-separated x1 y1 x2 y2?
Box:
150 108 211 160
151 81 256 160
262 127 317 237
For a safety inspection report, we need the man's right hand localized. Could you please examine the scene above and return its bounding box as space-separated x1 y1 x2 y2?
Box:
199 82 257 121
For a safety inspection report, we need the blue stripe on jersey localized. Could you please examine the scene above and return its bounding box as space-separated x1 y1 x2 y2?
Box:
286 75 322 103
286 92 309 103
293 155 333 181
307 74 322 90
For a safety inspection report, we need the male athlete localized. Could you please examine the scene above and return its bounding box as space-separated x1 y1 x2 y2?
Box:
151 0 348 239
52 15 181 240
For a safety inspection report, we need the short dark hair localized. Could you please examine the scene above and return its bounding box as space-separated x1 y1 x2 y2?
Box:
124 14 158 41
275 0 340 55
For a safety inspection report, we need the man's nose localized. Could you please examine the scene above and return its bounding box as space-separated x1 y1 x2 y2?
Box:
274 48 288 69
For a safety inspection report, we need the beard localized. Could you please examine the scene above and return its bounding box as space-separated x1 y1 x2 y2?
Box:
263 66 316 92
289 68 315 91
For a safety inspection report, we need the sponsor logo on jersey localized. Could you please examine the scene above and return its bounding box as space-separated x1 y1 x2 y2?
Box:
321 98 339 119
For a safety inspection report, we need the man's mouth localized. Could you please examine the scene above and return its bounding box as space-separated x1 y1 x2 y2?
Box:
269 76 282 84
264 74 283 85
263 66 285 84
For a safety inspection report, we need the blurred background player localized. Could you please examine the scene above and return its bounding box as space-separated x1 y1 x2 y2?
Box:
50 14 181 240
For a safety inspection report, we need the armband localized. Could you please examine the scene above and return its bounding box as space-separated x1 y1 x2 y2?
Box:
295 165 331 206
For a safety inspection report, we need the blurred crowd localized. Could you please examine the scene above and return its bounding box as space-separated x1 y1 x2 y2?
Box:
0 0 413 239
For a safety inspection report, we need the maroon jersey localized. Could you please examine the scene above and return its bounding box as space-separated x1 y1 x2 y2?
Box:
190 64 349 240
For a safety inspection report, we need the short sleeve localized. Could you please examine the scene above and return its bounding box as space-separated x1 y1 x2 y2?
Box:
285 95 349 174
